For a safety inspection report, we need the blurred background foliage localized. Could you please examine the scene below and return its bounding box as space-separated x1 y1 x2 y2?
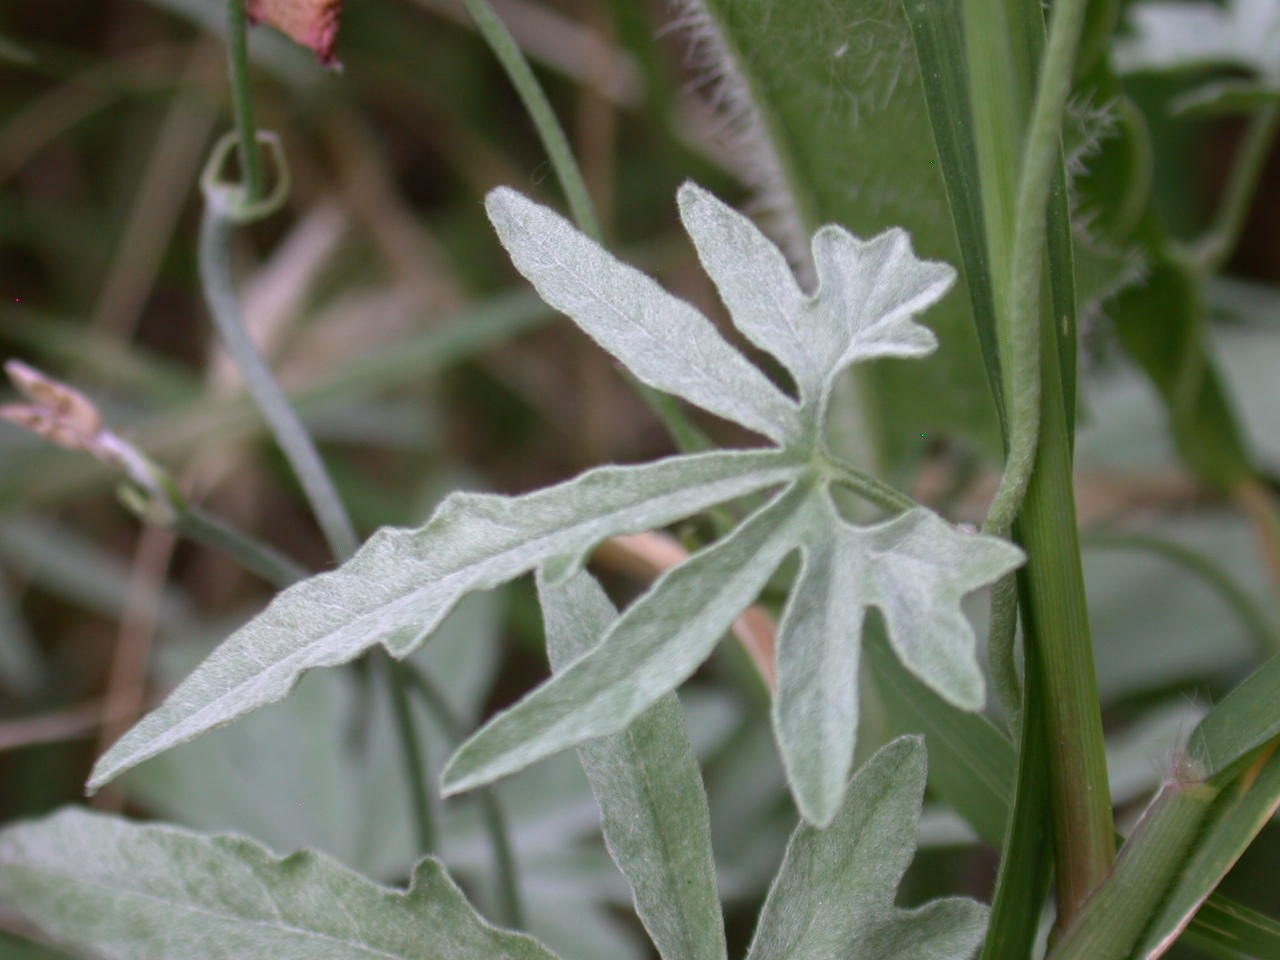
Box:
0 0 1278 957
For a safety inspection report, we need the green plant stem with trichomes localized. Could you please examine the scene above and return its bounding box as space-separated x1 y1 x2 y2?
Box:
225 0 265 205
966 0 1115 928
397 661 524 930
983 0 1088 536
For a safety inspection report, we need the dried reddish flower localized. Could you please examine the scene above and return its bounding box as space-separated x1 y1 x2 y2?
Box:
246 0 343 66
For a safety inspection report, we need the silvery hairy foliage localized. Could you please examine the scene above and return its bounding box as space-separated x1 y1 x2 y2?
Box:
87 182 1022 827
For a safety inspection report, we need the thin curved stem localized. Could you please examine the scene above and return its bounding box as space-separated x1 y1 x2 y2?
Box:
982 0 1090 538
225 0 265 204
397 660 524 929
457 0 713 457
384 658 436 855
1192 103 1280 276
174 504 308 589
458 0 601 242
198 207 359 560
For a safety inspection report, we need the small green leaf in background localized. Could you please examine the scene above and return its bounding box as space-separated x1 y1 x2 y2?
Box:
0 808 560 960
746 735 988 960
538 567 727 960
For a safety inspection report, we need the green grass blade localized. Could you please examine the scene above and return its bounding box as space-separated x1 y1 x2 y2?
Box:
1048 777 1219 960
979 653 1054 960
1182 896 1280 959
1192 655 1280 780
1135 746 1280 958
901 0 1004 423
869 625 1280 956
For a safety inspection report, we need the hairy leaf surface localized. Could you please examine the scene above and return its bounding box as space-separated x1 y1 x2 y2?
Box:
746 736 987 960
539 568 727 960
88 448 795 790
443 481 818 794
775 496 1022 825
487 186 801 444
0 808 558 960
93 183 1019 827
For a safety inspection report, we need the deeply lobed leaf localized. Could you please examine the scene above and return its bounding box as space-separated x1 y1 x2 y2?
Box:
775 495 1021 825
91 182 1020 832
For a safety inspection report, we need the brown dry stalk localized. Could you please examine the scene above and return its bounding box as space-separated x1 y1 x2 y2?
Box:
594 532 778 691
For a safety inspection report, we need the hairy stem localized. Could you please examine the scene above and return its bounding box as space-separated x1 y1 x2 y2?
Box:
983 0 1089 536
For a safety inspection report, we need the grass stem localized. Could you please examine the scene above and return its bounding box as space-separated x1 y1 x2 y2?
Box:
398 661 524 929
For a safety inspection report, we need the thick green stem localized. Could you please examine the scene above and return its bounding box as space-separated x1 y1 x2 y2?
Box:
965 0 1114 925
983 0 1089 536
399 661 524 929
1017 331 1115 926
197 208 359 560
225 0 265 204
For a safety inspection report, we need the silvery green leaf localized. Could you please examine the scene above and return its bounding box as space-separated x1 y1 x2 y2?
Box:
119 593 501 882
1115 0 1280 87
441 481 818 796
0 808 559 960
808 226 953 388
775 495 1023 826
539 568 727 960
676 182 955 407
89 449 798 791
676 182 818 398
485 186 801 444
746 736 987 960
